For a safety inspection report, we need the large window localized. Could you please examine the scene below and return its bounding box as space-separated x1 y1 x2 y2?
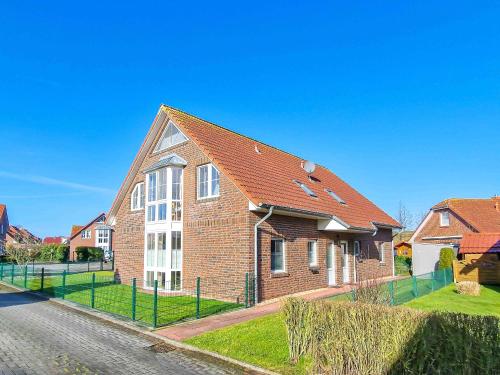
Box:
154 121 188 152
271 239 285 273
157 232 166 267
146 167 183 223
81 230 91 239
171 168 182 221
308 241 318 267
97 229 109 248
131 182 145 210
197 164 220 199
440 211 450 227
171 231 182 270
146 233 155 267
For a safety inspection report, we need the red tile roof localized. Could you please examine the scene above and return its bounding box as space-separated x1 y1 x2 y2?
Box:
7 225 41 242
0 204 6 218
459 233 500 254
162 106 399 230
70 225 84 238
433 197 500 232
42 236 67 244
69 213 105 240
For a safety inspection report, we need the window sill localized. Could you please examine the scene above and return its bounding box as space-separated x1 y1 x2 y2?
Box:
197 196 220 203
309 266 320 273
131 208 144 212
270 272 289 278
379 262 386 266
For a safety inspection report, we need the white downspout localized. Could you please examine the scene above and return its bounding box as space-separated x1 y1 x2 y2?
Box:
254 206 274 304
391 238 395 277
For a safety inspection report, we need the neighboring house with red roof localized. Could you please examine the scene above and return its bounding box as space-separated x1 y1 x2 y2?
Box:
68 213 112 261
0 204 9 254
107 105 400 302
410 197 500 246
5 225 41 247
42 236 69 245
459 232 500 255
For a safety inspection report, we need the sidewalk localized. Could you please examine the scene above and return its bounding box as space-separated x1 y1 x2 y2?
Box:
155 284 354 341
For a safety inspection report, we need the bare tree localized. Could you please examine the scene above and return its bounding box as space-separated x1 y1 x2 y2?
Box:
415 210 428 228
5 242 41 270
396 201 413 231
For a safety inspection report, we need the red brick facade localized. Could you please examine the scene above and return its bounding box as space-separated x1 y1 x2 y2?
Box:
111 115 395 302
414 209 475 245
69 214 108 260
0 205 9 252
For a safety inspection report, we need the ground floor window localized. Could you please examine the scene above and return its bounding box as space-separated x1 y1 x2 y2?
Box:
271 238 285 273
171 271 181 291
144 230 182 290
308 240 318 267
146 271 154 287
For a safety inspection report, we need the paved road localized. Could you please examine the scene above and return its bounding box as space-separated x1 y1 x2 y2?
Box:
0 285 249 375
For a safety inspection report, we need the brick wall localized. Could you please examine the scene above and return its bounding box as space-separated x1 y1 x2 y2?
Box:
414 209 475 244
0 211 8 251
69 225 100 260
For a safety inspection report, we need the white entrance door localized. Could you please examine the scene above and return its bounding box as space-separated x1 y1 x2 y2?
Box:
327 243 336 286
341 241 350 283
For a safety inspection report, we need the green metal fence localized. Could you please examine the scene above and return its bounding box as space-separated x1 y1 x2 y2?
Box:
329 267 454 305
0 263 253 328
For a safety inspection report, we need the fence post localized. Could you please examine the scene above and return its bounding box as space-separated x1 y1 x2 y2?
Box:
67 261 70 273
41 267 45 292
245 273 249 308
62 270 66 299
87 259 90 272
91 273 96 308
152 280 158 328
100 258 103 271
196 277 201 319
389 280 395 305
412 276 418 297
431 271 435 291
23 265 28 288
0 262 3 280
131 278 137 321
32 259 35 275
11 263 15 284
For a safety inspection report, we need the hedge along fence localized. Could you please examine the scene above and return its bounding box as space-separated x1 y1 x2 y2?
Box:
282 298 500 375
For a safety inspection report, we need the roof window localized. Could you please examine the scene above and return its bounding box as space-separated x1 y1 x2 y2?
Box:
293 180 317 198
325 189 346 204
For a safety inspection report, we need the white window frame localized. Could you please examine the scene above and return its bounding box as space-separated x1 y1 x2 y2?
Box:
131 182 145 211
308 240 318 267
440 211 450 227
154 121 188 153
197 163 220 200
271 238 286 273
379 242 385 263
81 230 91 239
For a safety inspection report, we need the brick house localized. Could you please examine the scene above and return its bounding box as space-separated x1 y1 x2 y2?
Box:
6 225 41 247
0 204 9 254
410 197 500 247
68 213 113 261
107 105 400 302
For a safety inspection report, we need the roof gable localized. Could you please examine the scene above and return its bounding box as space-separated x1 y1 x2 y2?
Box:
70 213 105 240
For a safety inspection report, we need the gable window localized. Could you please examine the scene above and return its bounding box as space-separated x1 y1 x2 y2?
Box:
325 189 346 204
308 241 318 267
131 182 145 210
440 211 450 227
81 230 91 239
271 238 285 273
197 164 220 199
154 121 188 152
293 180 317 198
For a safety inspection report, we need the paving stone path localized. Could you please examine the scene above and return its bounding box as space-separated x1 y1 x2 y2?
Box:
0 286 247 375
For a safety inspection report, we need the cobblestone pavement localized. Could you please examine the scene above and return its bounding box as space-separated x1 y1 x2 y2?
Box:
0 286 249 375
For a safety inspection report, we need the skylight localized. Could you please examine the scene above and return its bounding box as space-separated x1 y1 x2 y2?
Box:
325 189 346 204
293 180 317 198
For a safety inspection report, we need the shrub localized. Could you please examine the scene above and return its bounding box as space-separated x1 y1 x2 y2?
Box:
38 244 69 262
282 298 499 375
354 278 391 305
439 247 455 270
76 246 103 261
456 281 481 296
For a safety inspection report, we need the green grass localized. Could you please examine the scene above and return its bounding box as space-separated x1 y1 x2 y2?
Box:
186 313 308 374
3 270 241 326
405 284 500 317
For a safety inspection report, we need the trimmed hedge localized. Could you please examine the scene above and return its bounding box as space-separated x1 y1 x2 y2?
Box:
282 298 499 375
38 244 69 262
439 247 455 270
75 246 104 261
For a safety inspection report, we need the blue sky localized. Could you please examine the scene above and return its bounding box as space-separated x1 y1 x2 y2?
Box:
0 1 499 237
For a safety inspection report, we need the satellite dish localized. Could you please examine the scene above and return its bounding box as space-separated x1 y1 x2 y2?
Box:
303 160 316 174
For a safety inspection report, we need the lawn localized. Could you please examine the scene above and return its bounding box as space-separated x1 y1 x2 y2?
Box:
3 271 241 326
405 284 500 317
185 313 308 374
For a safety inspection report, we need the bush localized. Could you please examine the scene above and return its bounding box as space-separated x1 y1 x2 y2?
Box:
282 298 499 374
456 281 481 296
395 255 412 275
76 246 104 261
439 247 455 270
38 244 69 262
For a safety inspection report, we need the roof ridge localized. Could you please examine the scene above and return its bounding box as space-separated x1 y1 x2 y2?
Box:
161 104 327 167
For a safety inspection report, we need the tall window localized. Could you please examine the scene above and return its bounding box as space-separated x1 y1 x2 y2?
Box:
197 164 220 199
146 233 155 267
146 167 183 223
271 239 285 273
97 230 109 246
157 232 166 267
148 173 157 202
171 168 182 221
171 231 182 270
154 121 188 152
131 182 145 210
354 241 360 257
308 241 318 267
440 211 450 227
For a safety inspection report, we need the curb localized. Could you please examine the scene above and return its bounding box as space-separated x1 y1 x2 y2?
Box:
0 281 278 375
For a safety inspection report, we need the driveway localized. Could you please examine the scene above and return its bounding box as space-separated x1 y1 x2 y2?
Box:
0 285 249 375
